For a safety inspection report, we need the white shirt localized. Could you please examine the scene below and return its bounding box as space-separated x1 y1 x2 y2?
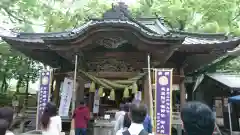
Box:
115 111 125 120
42 116 62 135
114 111 126 132
116 127 128 135
5 131 14 135
116 123 152 135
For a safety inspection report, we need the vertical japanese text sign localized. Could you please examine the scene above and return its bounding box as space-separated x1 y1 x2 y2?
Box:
155 69 173 135
36 71 51 130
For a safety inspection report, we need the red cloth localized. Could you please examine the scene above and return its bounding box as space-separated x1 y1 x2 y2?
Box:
73 105 90 128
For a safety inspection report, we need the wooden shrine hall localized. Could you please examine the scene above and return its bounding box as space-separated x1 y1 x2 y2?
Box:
1 2 240 114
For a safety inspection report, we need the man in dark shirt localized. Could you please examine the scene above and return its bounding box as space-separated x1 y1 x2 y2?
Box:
181 101 215 135
72 101 90 135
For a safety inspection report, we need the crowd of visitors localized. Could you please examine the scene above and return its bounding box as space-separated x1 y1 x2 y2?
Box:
114 101 216 135
0 100 216 135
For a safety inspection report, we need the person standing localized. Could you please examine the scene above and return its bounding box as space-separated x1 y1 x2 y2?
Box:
41 102 62 135
72 101 90 135
143 105 152 133
0 119 9 135
132 101 152 133
116 103 149 135
143 113 152 133
114 103 130 133
115 103 125 121
181 101 215 135
0 107 15 135
116 112 131 135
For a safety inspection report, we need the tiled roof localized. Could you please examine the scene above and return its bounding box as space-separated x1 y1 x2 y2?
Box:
183 37 240 45
1 20 183 44
41 20 182 41
170 30 228 39
207 74 240 89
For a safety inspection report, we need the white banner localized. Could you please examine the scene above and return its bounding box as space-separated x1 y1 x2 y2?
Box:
59 78 73 116
93 90 100 114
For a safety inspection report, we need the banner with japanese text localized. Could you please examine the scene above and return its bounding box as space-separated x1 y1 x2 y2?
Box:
155 69 173 135
59 78 74 116
36 71 52 130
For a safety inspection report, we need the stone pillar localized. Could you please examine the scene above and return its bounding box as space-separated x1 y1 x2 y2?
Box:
75 77 85 107
180 67 186 109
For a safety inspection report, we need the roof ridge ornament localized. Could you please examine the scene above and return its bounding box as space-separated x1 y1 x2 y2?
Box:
103 2 130 20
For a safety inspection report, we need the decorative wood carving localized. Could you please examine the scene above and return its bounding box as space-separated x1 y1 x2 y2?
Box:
86 58 137 72
95 37 127 48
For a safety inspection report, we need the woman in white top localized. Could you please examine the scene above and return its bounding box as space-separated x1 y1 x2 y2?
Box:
41 102 62 135
116 113 131 135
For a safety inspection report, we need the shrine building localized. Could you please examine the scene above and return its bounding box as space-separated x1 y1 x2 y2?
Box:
1 2 240 114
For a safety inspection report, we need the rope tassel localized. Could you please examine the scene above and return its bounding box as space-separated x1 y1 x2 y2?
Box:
110 89 115 100
132 82 138 94
98 87 104 97
89 82 96 92
123 87 129 98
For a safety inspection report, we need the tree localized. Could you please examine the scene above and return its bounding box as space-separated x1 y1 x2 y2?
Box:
130 0 240 35
0 23 43 93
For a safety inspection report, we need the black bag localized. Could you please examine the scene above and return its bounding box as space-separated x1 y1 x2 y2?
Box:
122 129 148 135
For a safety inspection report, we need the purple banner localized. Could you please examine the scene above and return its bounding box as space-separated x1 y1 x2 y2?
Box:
155 69 172 135
36 71 51 130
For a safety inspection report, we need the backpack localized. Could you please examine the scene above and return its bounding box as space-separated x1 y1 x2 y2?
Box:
122 129 148 135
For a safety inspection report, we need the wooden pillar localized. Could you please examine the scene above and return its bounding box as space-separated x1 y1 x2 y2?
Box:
75 77 85 107
88 92 94 112
50 74 55 102
180 67 186 109
54 77 61 106
143 75 150 113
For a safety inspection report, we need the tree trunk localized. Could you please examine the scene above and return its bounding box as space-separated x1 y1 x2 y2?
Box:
4 82 8 92
16 78 23 93
25 78 29 108
1 73 6 92
24 59 31 108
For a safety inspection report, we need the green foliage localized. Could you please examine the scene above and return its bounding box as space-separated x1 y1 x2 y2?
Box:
0 93 12 106
0 27 43 93
130 0 240 35
216 56 240 73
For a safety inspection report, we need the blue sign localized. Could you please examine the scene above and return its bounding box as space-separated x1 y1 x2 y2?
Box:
155 69 173 135
36 71 51 130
